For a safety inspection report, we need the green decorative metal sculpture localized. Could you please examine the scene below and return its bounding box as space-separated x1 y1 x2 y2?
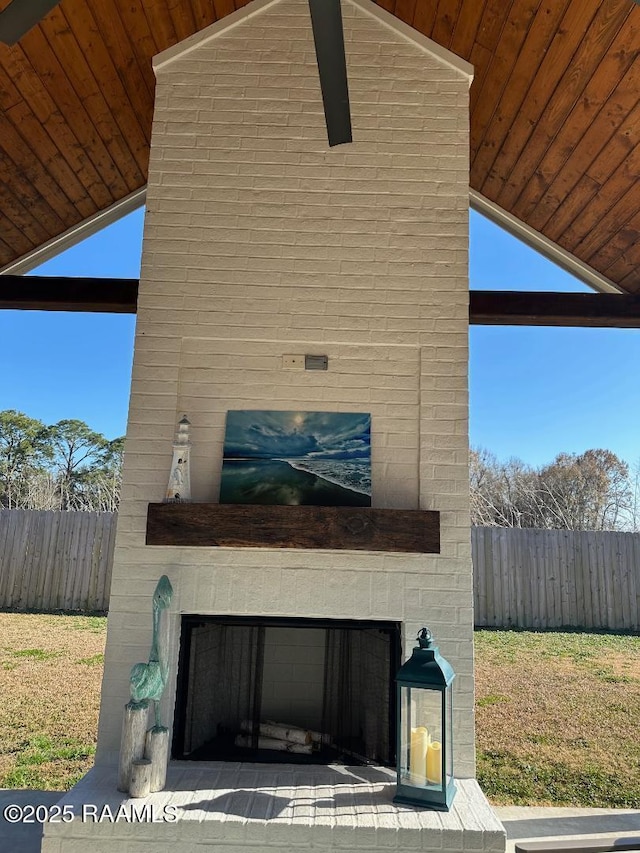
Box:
129 574 173 729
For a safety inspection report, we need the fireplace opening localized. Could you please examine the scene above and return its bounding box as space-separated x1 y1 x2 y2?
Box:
173 616 400 766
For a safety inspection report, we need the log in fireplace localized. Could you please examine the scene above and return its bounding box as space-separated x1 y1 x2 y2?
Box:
173 616 400 766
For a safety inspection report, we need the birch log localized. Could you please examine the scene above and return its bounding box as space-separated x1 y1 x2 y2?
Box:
234 734 312 754
240 720 311 745
308 729 332 747
117 701 149 792
145 726 170 793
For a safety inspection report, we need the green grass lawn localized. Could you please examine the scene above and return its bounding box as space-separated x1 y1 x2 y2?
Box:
1 613 638 806
475 629 640 807
0 613 106 790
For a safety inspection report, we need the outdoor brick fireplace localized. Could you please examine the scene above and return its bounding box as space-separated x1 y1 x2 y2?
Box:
173 616 399 766
43 0 505 850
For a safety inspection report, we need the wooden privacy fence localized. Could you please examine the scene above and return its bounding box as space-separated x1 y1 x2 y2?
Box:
473 526 640 631
0 509 116 612
2 511 640 628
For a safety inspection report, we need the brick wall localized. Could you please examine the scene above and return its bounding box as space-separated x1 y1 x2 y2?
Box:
97 0 475 777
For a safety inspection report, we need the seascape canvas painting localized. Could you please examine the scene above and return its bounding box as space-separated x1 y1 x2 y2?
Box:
220 410 371 506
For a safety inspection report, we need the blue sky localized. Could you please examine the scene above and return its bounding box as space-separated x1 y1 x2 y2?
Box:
469 212 640 469
1 211 141 441
1 206 638 470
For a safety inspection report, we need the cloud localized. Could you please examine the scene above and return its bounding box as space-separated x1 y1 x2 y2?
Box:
223 411 370 460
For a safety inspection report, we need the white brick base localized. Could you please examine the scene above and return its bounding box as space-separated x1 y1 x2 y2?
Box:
42 763 506 853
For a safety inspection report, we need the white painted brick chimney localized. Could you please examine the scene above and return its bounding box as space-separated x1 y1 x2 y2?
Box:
97 0 475 772
43 3 508 851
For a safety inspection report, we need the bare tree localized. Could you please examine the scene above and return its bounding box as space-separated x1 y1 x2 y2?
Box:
536 450 631 530
470 446 634 531
628 458 640 532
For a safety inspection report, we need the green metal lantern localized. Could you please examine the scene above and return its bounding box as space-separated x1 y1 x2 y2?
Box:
394 627 456 810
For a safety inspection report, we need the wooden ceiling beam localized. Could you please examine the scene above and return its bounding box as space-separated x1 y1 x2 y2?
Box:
0 275 138 313
470 290 640 328
3 280 640 328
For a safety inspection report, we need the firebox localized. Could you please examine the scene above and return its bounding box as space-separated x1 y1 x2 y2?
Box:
173 616 400 766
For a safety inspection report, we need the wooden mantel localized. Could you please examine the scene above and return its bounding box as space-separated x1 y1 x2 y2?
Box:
146 503 440 554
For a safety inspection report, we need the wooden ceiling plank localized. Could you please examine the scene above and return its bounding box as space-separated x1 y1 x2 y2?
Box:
0 233 15 267
586 117 638 189
0 196 62 256
111 0 159 85
471 0 572 185
0 61 21 111
559 132 640 255
212 0 236 16
590 244 640 288
49 4 151 179
0 111 80 228
468 42 493 120
600 247 640 287
86 0 155 110
474 0 514 52
22 16 140 198
617 269 640 296
50 5 150 169
0 223 42 257
579 196 640 271
16 27 131 201
543 173 601 250
139 0 178 54
479 1 602 202
0 185 50 254
392 0 417 27
110 0 157 98
431 0 464 51
469 0 537 164
500 2 634 216
165 0 197 44
408 1 438 37
0 48 115 210
546 97 640 247
372 1 395 14
0 206 40 257
191 0 218 28
527 54 640 235
571 170 640 265
450 0 487 60
7 100 97 219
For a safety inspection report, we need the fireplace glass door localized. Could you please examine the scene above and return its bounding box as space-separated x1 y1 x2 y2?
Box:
173 616 400 766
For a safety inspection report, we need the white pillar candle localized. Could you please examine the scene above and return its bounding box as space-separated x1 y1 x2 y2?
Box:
409 726 429 784
426 739 442 785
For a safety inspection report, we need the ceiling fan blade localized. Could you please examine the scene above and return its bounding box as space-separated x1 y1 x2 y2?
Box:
0 0 61 45
308 0 352 147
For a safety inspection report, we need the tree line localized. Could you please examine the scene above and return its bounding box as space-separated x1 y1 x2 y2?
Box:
0 410 123 512
471 446 639 531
